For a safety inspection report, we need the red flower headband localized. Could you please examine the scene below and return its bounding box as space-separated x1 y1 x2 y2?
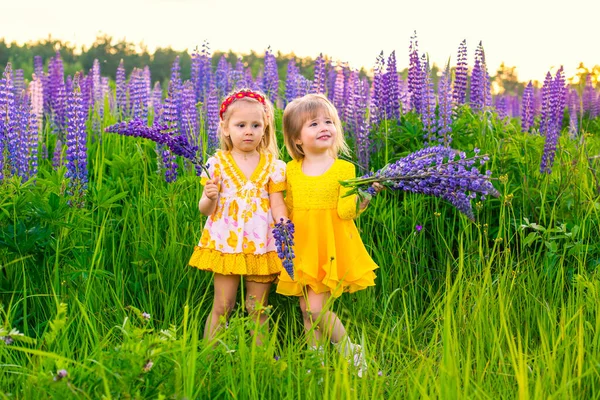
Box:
219 90 266 120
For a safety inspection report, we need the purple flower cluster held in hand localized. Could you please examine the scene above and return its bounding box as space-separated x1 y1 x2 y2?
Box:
339 146 500 220
273 218 295 279
104 118 210 177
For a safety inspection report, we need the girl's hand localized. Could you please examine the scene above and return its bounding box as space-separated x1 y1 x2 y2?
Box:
204 176 220 201
359 183 383 210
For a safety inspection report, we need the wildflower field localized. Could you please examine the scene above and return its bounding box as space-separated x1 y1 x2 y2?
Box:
1 36 600 399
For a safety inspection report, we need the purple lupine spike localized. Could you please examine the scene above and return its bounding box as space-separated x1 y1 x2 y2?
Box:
65 74 88 203
568 88 579 138
385 51 400 120
1 63 18 178
353 77 371 171
191 43 213 103
92 59 103 113
29 73 44 133
453 40 468 106
521 82 535 133
273 219 295 279
215 55 230 97
27 110 38 179
298 75 312 98
421 58 437 146
34 56 44 79
343 69 357 131
13 69 25 100
65 75 73 97
179 80 200 147
285 58 299 105
157 72 180 183
15 100 30 178
470 42 487 112
311 54 326 94
229 57 245 90
539 72 553 137
398 77 410 113
52 139 63 169
582 74 596 118
494 96 508 119
116 59 127 115
332 65 345 115
341 65 352 118
437 63 453 147
540 67 567 174
205 82 220 155
151 81 162 116
262 47 279 105
326 61 337 101
369 51 385 126
48 53 67 133
408 32 423 114
340 146 500 220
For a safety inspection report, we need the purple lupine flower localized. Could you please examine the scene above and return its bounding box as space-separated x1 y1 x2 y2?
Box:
582 74 595 117
229 57 246 90
116 59 127 115
151 81 162 115
54 369 68 381
205 83 220 156
339 146 500 220
65 74 88 203
540 67 567 174
262 47 279 105
285 58 299 105
48 52 67 133
521 81 535 133
179 80 200 148
398 77 410 113
13 69 25 99
343 69 357 130
273 218 295 279
369 52 385 126
421 58 437 146
29 73 44 133
408 32 423 114
1 63 18 178
353 78 371 171
104 119 209 176
568 88 579 138
469 42 491 112
332 65 345 115
311 54 326 94
437 64 453 146
215 55 230 97
191 42 212 103
129 68 149 123
452 39 468 106
52 139 63 169
159 83 180 183
385 51 400 120
298 75 312 98
494 96 508 119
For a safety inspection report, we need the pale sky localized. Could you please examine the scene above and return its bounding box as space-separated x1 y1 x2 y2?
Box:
3 0 598 83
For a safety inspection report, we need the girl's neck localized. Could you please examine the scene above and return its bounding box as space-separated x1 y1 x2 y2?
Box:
301 153 335 176
230 148 259 160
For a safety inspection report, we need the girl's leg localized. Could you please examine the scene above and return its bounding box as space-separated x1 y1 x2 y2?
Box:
299 288 348 346
244 278 272 345
204 273 240 341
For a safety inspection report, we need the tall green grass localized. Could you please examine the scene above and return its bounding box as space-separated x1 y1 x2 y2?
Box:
1 107 600 399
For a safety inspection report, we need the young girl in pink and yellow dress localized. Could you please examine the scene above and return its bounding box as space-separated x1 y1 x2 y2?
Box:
188 89 287 343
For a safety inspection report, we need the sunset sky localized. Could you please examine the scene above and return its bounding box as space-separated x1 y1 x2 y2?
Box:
3 0 598 82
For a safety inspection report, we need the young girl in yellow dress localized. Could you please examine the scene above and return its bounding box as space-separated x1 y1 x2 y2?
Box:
189 89 288 343
276 93 379 376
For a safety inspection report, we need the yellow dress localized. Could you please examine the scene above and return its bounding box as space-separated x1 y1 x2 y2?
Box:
276 159 378 297
188 150 286 282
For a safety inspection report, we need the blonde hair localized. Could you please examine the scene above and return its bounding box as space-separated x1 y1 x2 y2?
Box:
282 93 350 160
218 88 279 158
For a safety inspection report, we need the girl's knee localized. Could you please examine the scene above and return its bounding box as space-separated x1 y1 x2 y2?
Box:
213 300 236 317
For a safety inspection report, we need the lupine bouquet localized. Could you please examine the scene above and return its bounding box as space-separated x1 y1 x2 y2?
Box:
340 146 500 220
272 219 295 279
104 118 210 176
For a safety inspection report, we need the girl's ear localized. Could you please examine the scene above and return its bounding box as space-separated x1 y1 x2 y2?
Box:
220 120 228 136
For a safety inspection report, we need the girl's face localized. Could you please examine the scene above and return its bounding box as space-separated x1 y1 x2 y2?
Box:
296 110 337 156
222 101 266 154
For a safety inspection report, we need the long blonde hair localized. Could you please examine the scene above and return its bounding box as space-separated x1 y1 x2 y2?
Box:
218 88 279 158
282 93 350 160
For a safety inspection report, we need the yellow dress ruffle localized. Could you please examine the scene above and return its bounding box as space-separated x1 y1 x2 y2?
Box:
189 248 282 283
276 159 378 297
